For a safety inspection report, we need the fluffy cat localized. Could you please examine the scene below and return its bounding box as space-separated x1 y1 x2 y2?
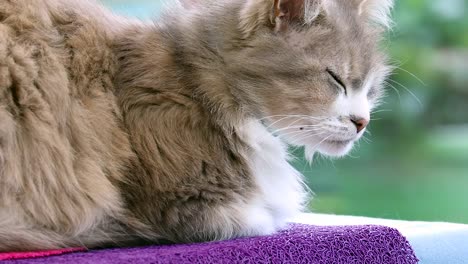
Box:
0 0 392 251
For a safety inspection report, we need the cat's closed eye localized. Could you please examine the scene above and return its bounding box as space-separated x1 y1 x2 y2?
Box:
326 68 347 95
367 87 378 100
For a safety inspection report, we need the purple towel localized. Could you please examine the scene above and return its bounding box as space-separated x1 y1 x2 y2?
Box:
3 224 418 264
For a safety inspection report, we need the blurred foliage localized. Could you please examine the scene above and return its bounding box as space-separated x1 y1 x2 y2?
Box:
105 0 468 223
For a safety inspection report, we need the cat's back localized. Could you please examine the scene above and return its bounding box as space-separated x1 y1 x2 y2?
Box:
0 0 124 102
0 0 137 250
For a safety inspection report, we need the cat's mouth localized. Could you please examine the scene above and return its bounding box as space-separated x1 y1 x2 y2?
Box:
266 117 367 159
310 136 358 158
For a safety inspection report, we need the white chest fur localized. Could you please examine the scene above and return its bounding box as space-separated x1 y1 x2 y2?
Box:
237 120 308 232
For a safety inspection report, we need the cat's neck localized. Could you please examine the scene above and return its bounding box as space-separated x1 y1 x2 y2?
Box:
115 1 263 130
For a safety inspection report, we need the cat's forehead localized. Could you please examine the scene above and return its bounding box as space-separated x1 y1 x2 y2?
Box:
293 22 383 79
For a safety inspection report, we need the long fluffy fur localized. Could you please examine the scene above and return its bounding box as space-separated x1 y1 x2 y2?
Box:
0 0 392 251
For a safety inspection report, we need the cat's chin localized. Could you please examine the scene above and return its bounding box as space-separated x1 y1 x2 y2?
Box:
304 139 354 160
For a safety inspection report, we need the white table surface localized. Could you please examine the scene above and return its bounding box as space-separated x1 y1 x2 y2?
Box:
293 213 468 264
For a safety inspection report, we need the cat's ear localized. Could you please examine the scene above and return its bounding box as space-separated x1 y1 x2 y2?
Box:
239 0 272 39
272 0 305 31
273 0 323 32
355 0 394 28
239 0 320 38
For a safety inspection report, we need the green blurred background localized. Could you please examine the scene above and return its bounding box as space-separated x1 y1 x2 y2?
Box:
103 0 468 223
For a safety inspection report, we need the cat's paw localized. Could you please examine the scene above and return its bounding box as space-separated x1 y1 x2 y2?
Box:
238 200 283 237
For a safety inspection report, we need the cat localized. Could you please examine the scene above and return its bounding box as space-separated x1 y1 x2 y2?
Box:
0 0 392 251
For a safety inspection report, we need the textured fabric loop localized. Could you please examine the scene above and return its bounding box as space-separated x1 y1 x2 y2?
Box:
2 224 418 264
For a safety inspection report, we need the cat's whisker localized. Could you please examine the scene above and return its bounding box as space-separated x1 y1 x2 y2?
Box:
280 129 323 140
303 135 333 156
290 133 327 146
264 116 307 130
260 114 315 121
290 131 323 139
361 135 373 144
394 66 427 86
306 117 328 121
262 115 329 134
383 80 402 103
259 115 308 121
282 127 322 138
270 125 303 134
273 118 309 131
270 125 307 134
356 139 362 148
260 114 328 122
297 132 329 144
387 79 423 107
362 136 369 144
270 125 322 135
372 109 393 114
267 116 326 132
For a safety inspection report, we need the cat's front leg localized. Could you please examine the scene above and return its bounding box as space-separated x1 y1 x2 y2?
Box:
118 93 291 242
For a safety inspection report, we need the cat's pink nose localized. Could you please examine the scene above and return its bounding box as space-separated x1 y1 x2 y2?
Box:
351 117 369 133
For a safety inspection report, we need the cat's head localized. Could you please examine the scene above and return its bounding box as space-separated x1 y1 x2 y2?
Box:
229 0 393 159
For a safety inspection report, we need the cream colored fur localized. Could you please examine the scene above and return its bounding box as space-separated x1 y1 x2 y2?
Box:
0 0 392 251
